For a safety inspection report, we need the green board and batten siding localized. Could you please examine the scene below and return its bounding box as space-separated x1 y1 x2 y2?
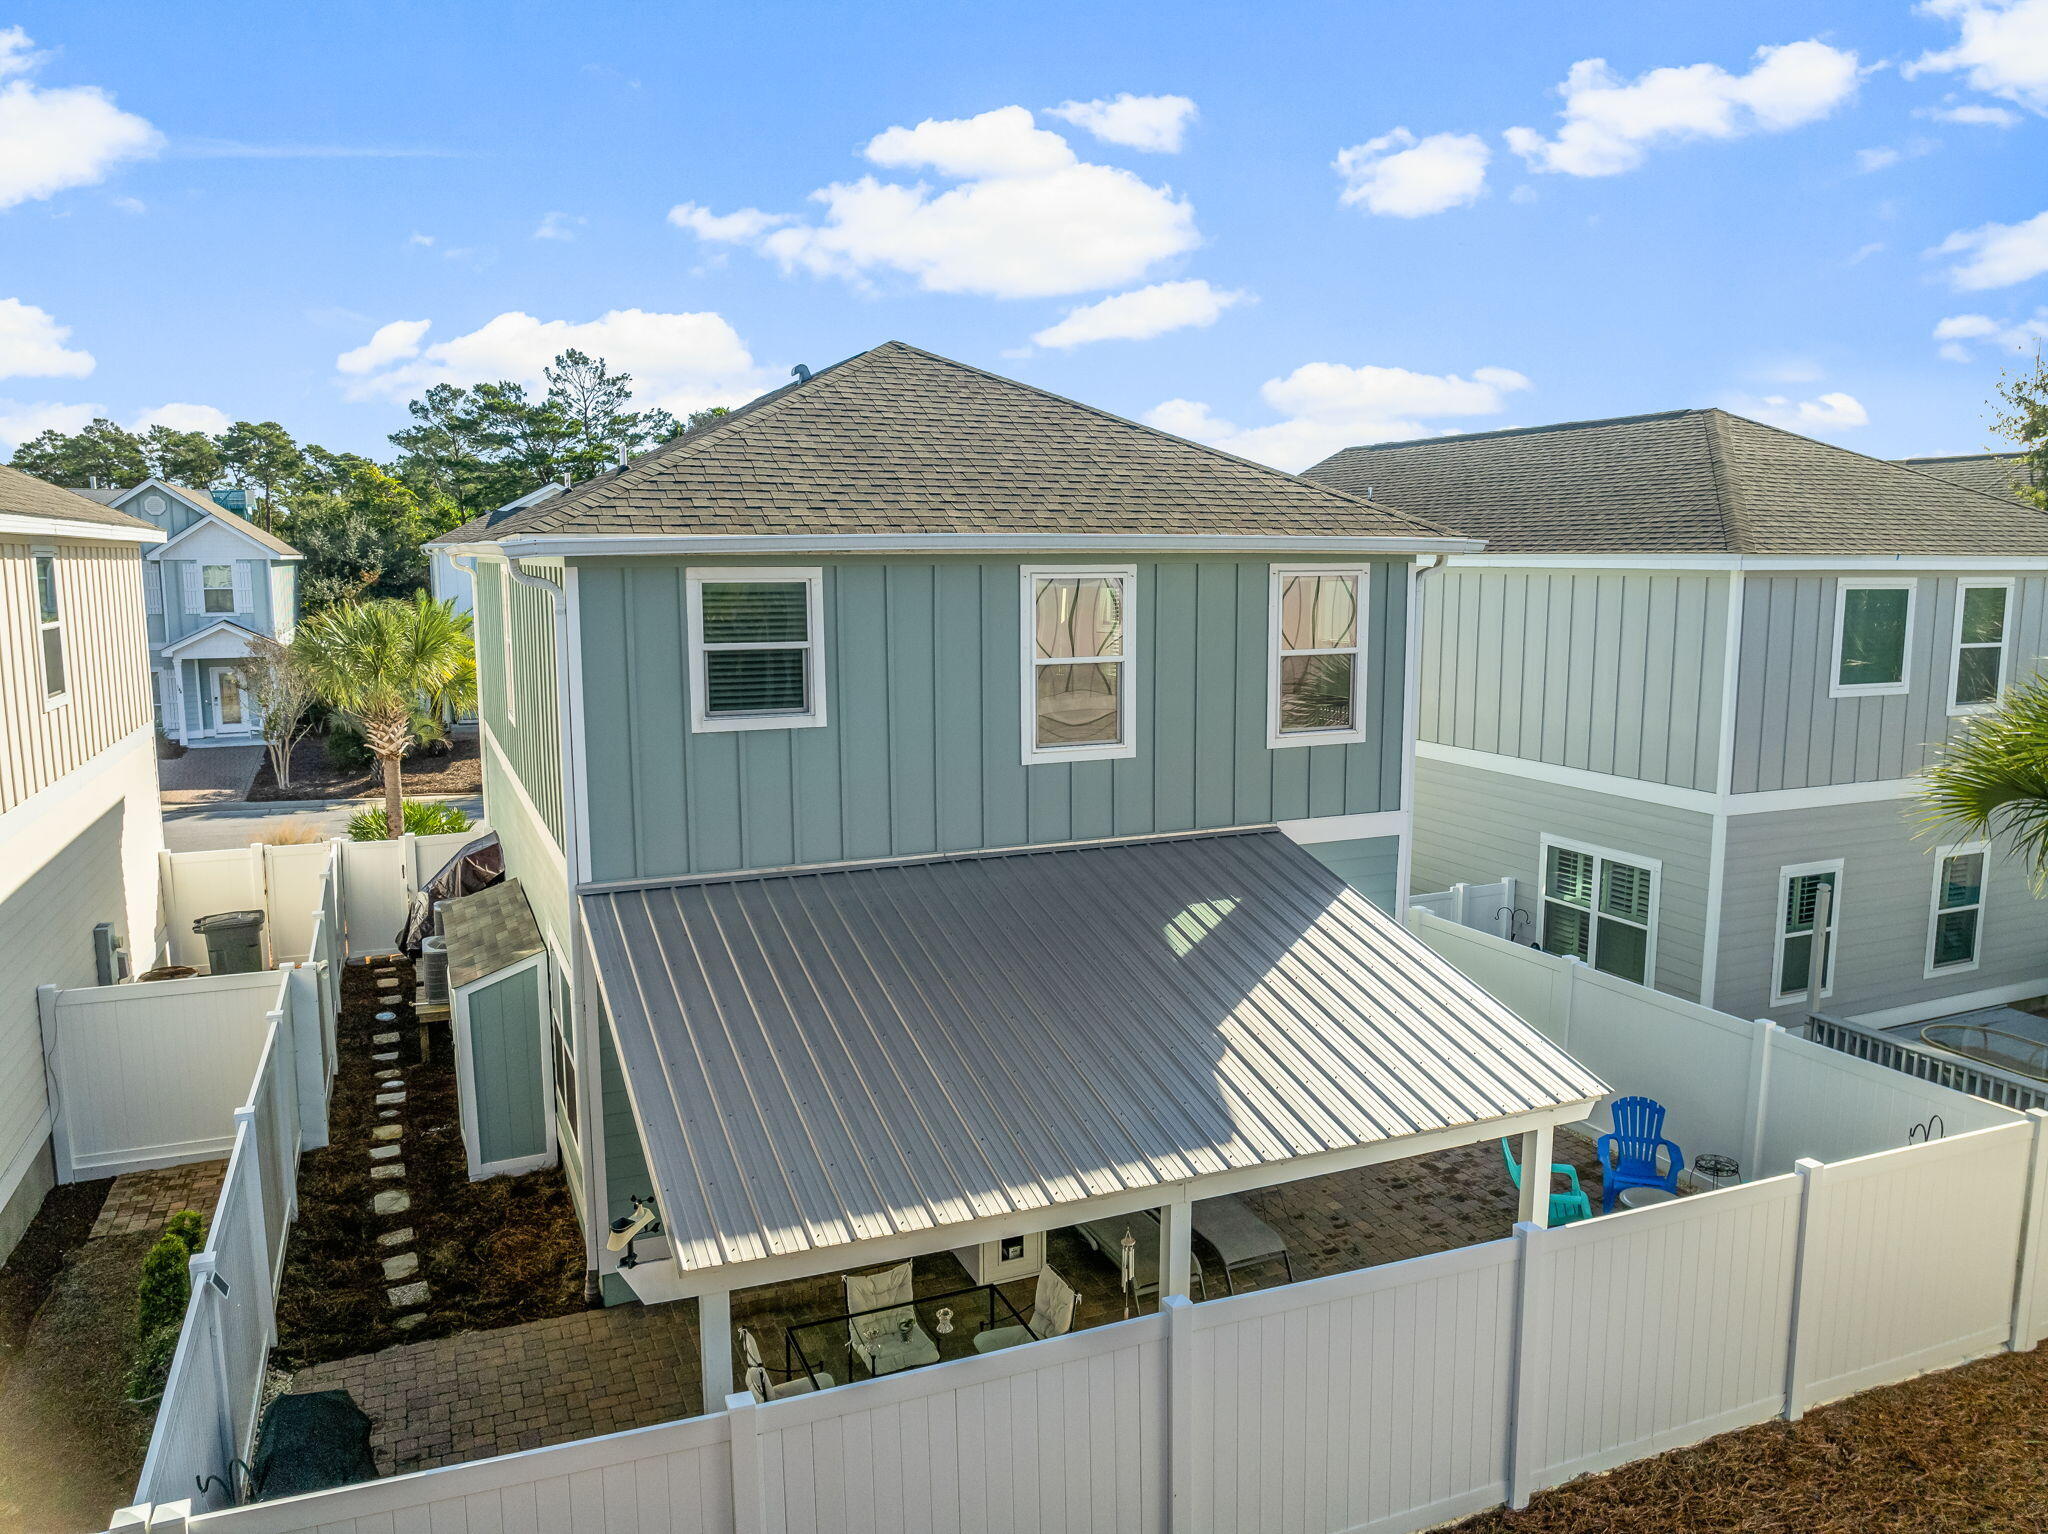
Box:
574 556 1409 885
474 559 566 848
463 966 549 1171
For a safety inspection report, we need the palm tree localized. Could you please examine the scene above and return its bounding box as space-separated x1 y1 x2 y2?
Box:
294 594 474 838
1919 673 2048 886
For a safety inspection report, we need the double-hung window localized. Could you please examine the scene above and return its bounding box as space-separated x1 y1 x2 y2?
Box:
33 550 66 703
1926 842 1987 977
1949 579 2012 715
686 568 827 732
1539 837 1658 984
1772 860 1843 1006
1269 566 1369 747
201 563 236 614
1022 566 1135 764
1831 579 1914 697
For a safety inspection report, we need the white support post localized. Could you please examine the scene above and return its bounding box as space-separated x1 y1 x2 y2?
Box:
400 830 420 896
35 985 74 1184
1518 1125 1554 1229
1506 1220 1551 1508
288 964 329 1150
2009 1109 2048 1352
726 1390 764 1534
188 1251 238 1484
1498 876 1519 940
1784 1157 1828 1420
700 1289 733 1409
247 840 270 948
1164 1292 1196 1534
1451 881 1471 927
1160 1194 1194 1302
1743 1020 1778 1180
232 1107 277 1344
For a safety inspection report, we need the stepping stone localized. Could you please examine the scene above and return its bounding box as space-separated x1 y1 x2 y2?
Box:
377 1227 414 1248
394 1312 427 1331
375 1011 397 1023
379 1110 398 1121
373 1032 399 1045
375 1068 401 1080
370 1145 400 1162
382 1252 419 1281
371 1164 405 1180
372 1125 403 1142
372 1190 411 1215
386 1280 430 1308
372 1052 398 1063
375 1092 404 1105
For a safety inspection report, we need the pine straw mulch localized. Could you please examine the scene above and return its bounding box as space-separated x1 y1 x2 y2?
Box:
1453 1342 2048 1533
246 734 480 803
271 958 584 1372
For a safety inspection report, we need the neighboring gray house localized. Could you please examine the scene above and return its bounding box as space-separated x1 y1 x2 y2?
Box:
1308 409 2048 1030
73 480 301 744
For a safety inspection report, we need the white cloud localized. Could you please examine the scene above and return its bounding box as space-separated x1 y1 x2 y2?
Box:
1046 93 1197 152
1933 309 2048 359
1935 208 2048 288
336 309 771 417
533 211 584 241
336 319 431 376
1739 391 1871 432
1919 100 2025 125
1856 146 1902 172
0 398 97 449
129 401 231 435
1029 279 1247 349
1334 129 1490 216
1909 0 2048 114
0 298 92 379
1146 362 1532 472
1505 40 1861 176
671 106 1199 299
0 26 161 211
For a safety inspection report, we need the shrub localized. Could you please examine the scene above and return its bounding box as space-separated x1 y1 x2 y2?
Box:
164 1210 206 1255
125 1320 182 1402
259 821 328 846
323 720 374 772
348 801 474 841
136 1231 193 1339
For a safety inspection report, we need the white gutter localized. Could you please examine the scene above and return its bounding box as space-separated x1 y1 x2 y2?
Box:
0 512 164 544
1451 552 2048 573
1395 554 1450 906
443 531 1485 559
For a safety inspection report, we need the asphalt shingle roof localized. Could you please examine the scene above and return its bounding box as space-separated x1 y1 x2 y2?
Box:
1896 452 2038 506
457 341 1458 545
0 466 156 535
1304 409 2048 556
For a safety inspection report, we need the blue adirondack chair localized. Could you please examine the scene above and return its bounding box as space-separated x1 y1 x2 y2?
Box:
1596 1096 1684 1212
1499 1138 1593 1226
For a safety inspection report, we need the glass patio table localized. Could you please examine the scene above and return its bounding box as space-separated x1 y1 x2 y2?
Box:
786 1282 1038 1387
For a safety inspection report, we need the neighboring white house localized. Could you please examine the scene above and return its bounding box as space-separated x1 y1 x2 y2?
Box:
74 479 302 746
428 482 563 620
0 466 165 1261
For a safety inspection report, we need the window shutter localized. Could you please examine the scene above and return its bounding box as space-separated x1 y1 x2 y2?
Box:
144 564 162 614
232 562 253 613
180 563 201 611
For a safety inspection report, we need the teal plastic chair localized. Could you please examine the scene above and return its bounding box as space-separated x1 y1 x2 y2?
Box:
1500 1138 1593 1225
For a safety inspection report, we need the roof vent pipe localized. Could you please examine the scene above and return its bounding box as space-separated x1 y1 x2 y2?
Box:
791 363 811 382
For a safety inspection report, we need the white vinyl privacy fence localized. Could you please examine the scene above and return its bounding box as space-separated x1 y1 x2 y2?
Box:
110 914 2048 1534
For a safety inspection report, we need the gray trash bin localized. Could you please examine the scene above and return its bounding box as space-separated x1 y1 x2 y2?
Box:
194 909 266 975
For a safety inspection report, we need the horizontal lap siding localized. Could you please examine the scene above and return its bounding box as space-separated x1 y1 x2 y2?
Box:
1733 574 2048 793
576 557 1407 884
0 539 152 813
1411 755 1716 1000
1421 568 1725 792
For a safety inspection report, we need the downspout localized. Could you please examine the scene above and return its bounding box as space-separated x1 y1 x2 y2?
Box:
502 556 607 1300
1395 553 1450 913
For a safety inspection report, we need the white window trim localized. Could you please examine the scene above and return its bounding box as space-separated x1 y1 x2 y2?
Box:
1829 577 1916 699
1925 840 1989 980
684 566 828 734
200 561 237 616
499 563 517 726
1267 563 1370 750
544 938 579 1154
1536 833 1662 985
1947 577 2014 718
1770 857 1844 1007
1020 564 1138 767
31 547 67 711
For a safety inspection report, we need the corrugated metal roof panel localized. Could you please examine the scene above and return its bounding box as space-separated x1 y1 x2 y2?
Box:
583 828 1606 1275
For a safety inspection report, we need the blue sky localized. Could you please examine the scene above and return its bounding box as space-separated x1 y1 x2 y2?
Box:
2 1 2045 471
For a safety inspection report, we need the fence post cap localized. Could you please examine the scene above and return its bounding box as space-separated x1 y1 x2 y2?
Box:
108 1503 152 1529
148 1498 194 1532
1160 1292 1194 1313
1512 1219 1547 1239
1794 1156 1825 1175
723 1390 756 1414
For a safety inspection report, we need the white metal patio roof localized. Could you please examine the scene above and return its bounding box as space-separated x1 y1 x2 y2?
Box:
582 829 1605 1285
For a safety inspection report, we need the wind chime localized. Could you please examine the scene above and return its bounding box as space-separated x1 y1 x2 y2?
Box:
1119 1227 1137 1319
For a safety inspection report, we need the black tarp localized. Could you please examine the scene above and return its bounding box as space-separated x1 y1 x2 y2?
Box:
251 1389 378 1500
398 831 503 955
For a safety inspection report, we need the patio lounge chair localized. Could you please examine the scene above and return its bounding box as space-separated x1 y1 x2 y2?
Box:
739 1326 835 1401
1596 1096 1683 1213
973 1267 1078 1353
1500 1138 1593 1225
1076 1212 1207 1301
1192 1195 1296 1293
845 1262 940 1376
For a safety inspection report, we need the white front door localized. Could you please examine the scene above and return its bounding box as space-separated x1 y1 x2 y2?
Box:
210 666 253 735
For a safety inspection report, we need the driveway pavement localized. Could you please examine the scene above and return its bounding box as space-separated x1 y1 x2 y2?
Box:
162 795 486 853
157 744 264 809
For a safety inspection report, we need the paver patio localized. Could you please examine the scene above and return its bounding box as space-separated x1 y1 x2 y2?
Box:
90 1159 227 1240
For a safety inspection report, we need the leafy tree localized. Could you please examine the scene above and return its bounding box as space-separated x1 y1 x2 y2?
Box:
140 425 223 488
238 635 317 789
216 419 304 529
280 460 463 610
9 417 148 487
293 594 473 837
1992 351 2048 508
1919 672 2048 886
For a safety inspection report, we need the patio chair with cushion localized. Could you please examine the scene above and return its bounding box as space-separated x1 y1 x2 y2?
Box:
845 1261 940 1376
974 1267 1079 1354
1500 1138 1593 1226
740 1325 834 1401
1596 1096 1684 1213
1192 1195 1296 1293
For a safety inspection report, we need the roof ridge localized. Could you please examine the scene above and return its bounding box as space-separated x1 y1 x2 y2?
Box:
1696 409 1748 552
1326 408 1703 461
872 341 1462 539
1895 451 2021 465
1715 409 2048 517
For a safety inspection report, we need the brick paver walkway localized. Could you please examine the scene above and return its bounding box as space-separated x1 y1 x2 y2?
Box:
89 1159 228 1240
291 1304 700 1476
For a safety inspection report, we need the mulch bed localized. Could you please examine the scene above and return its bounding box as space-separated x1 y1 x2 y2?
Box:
246 734 480 803
1453 1343 2048 1533
0 1179 109 1393
271 959 583 1372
